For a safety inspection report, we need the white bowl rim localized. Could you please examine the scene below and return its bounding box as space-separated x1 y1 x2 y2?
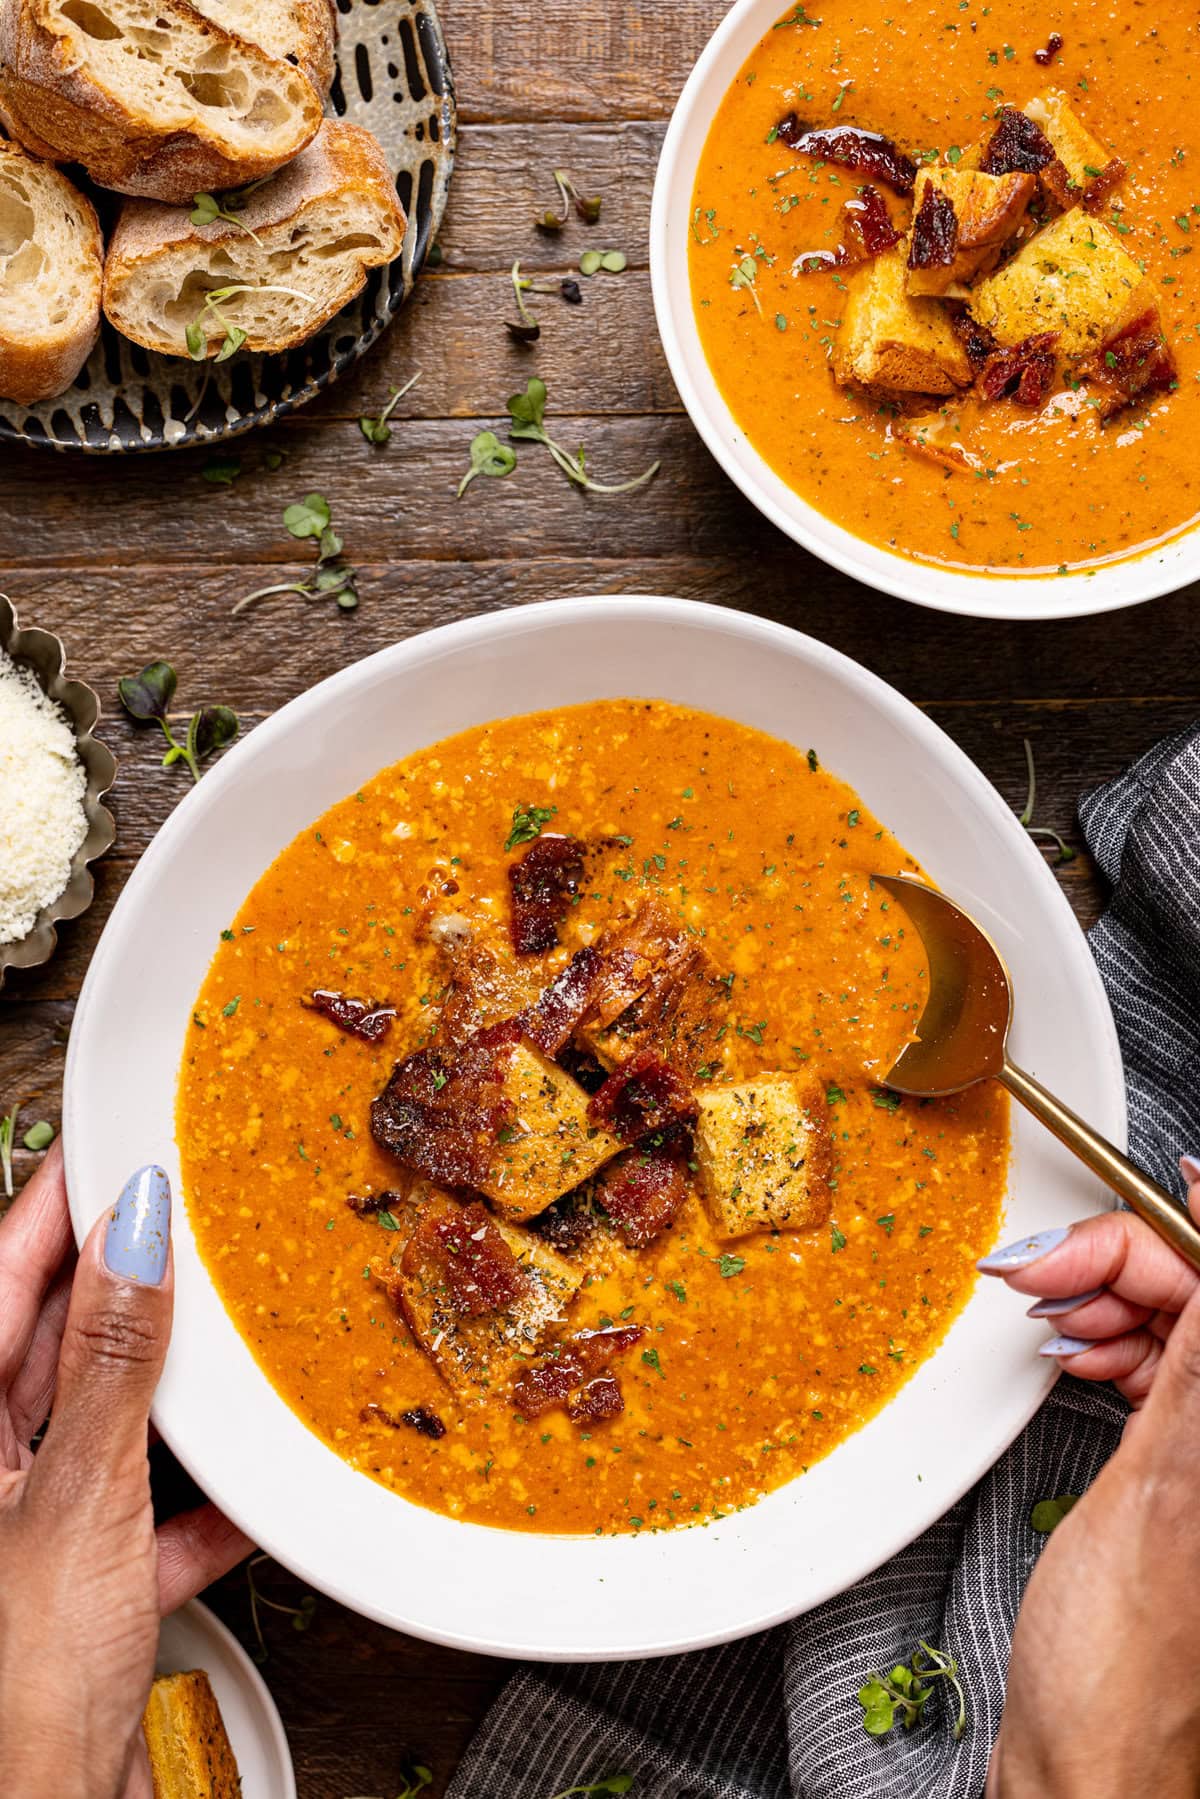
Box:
649 0 1200 622
64 595 1125 1661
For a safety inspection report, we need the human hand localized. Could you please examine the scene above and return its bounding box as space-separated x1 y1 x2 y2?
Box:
983 1163 1200 1797
0 1144 253 1799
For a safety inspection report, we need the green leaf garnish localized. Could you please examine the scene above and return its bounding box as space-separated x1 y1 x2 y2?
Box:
396 1766 434 1799
505 803 557 851
202 456 241 487
536 169 603 232
504 378 659 495
1030 1493 1079 1534
184 281 315 361
855 1642 966 1741
717 1253 746 1278
459 430 518 497
190 189 265 246
234 494 358 614
1018 738 1076 865
360 369 421 444
119 660 238 782
22 1120 54 1152
546 1778 633 1799
283 493 332 538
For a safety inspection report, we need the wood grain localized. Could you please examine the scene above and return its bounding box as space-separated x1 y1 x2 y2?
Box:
1 0 1197 1789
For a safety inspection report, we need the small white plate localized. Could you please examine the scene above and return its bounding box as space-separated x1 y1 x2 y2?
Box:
649 0 1199 620
155 1600 296 1799
65 598 1122 1660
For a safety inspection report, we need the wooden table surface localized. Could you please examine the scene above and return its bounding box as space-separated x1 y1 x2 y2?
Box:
2 1 1197 1792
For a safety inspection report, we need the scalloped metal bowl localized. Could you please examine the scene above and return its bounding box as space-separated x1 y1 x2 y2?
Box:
0 596 117 988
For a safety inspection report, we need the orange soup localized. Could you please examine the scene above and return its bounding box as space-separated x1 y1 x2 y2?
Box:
689 0 1199 574
177 702 1007 1536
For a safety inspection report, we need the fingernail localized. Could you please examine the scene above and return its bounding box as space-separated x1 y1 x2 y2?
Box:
1027 1288 1106 1319
104 1165 171 1285
1181 1155 1200 1186
1038 1335 1093 1358
977 1227 1071 1273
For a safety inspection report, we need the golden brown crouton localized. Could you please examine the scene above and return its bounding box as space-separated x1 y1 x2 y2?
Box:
478 1042 622 1220
376 1192 581 1394
1026 90 1125 211
968 213 1145 356
907 167 1035 296
833 242 973 395
142 1671 241 1799
694 1077 831 1238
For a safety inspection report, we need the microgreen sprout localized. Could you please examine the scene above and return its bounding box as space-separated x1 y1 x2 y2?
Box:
245 1554 316 1663
1030 1493 1079 1534
233 493 359 614
856 1642 966 1741
396 1766 434 1799
118 661 238 783
535 169 603 232
23 1121 54 1152
505 802 557 850
0 1103 17 1200
507 259 542 343
505 377 659 494
730 254 764 315
691 206 721 245
189 190 264 246
185 283 316 362
1018 739 1076 865
545 1778 633 1799
458 430 518 497
579 248 627 276
360 369 421 444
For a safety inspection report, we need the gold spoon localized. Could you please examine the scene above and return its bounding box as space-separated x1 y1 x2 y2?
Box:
875 873 1200 1273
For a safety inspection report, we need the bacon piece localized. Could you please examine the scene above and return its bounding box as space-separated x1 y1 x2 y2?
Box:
595 1145 689 1248
346 1188 402 1218
508 835 585 956
1034 31 1064 64
306 989 396 1043
1079 308 1178 419
370 1020 520 1189
410 1199 532 1318
571 1375 623 1423
524 944 605 1055
908 182 959 270
588 1047 697 1144
950 308 998 371
980 109 1056 177
530 1189 598 1255
978 331 1059 405
846 184 899 256
359 1400 447 1439
776 114 916 194
1081 157 1127 215
510 1325 645 1421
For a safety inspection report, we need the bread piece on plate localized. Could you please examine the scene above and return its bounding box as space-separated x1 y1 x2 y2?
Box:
0 139 101 403
0 0 323 203
906 166 1035 297
969 213 1145 356
833 241 973 394
103 120 407 357
694 1076 831 1239
141 1669 241 1798
194 0 336 96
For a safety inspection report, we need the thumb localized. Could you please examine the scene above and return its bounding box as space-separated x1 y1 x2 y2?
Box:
33 1165 172 1505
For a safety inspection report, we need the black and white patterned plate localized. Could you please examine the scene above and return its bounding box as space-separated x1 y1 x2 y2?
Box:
0 0 455 453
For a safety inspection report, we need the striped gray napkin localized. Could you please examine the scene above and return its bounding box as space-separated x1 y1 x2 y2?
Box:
448 724 1200 1799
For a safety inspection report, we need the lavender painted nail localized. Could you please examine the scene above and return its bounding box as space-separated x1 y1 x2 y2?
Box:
104 1165 171 1285
1027 1288 1106 1319
1181 1155 1200 1187
977 1226 1071 1273
1038 1335 1093 1358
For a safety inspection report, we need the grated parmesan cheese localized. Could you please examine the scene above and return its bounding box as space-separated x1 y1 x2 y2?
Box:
0 650 88 947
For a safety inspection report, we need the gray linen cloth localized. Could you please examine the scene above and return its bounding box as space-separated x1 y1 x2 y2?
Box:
448 724 1200 1799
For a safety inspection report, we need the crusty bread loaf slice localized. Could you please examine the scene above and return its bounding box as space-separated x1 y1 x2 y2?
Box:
141 1669 241 1798
0 0 323 203
192 0 335 97
103 120 407 357
0 139 101 403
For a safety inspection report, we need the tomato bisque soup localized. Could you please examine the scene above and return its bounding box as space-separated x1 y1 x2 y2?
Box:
178 702 1008 1536
689 0 1199 575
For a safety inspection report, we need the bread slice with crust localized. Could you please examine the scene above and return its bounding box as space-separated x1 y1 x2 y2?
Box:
0 0 323 203
103 120 407 358
833 240 973 395
141 1669 241 1798
194 0 336 97
0 139 101 403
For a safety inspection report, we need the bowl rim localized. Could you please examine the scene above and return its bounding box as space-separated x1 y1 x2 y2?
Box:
648 0 1199 622
64 596 1125 1659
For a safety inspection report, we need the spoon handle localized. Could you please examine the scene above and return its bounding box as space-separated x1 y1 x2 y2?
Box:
1000 1057 1200 1273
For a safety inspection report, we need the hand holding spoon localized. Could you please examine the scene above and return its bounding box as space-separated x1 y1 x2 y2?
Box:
875 873 1200 1274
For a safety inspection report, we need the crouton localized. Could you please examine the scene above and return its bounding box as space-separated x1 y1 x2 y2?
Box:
694 1077 831 1238
968 213 1145 356
1026 90 1125 211
907 167 1035 296
833 242 973 395
375 1192 581 1394
478 1041 622 1221
576 900 729 1077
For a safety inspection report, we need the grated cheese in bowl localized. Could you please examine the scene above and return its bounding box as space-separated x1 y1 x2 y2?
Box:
0 648 88 948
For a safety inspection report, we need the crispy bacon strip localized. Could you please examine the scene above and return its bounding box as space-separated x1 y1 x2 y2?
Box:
508 835 585 956
306 989 396 1043
596 1145 689 1248
978 331 1059 406
794 185 899 274
979 108 1056 177
370 1020 519 1189
1081 157 1127 215
524 944 605 1055
588 1047 697 1143
776 114 917 194
1079 309 1178 419
359 1401 447 1439
410 1199 532 1318
530 1189 597 1254
511 1325 645 1421
1033 31 1064 64
346 1188 401 1218
908 182 959 270
950 308 999 371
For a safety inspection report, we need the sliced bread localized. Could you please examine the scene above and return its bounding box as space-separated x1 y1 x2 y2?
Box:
192 0 336 97
0 0 323 203
0 139 101 403
103 120 408 357
141 1669 241 1798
